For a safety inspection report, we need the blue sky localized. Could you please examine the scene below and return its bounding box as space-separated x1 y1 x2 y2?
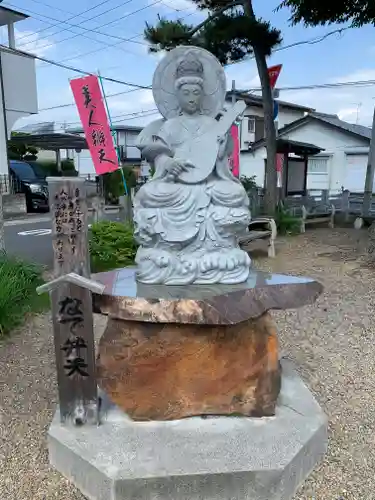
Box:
2 0 375 129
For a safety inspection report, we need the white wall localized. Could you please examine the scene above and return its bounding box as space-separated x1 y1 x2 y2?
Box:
0 49 37 175
37 150 68 162
1 50 37 133
240 104 305 150
0 95 8 178
240 120 369 192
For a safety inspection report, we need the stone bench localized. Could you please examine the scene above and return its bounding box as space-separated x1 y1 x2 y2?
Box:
238 217 277 258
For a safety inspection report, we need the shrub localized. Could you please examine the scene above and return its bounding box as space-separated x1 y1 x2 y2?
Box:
34 159 78 177
240 175 257 192
274 204 301 235
89 221 138 273
102 166 137 204
0 253 49 336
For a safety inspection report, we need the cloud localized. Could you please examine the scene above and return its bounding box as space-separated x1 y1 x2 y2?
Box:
150 0 197 11
284 69 375 126
12 28 56 58
225 61 259 90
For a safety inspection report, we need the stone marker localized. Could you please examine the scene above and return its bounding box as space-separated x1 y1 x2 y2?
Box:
44 177 101 425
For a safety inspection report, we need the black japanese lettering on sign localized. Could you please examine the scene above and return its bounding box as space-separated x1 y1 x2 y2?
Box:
91 129 106 147
81 84 99 126
59 297 84 333
82 85 92 108
53 189 84 250
98 148 116 165
59 297 89 378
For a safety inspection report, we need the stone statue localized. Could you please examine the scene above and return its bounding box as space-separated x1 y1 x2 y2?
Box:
133 46 251 285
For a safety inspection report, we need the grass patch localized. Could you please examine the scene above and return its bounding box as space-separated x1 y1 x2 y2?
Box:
89 221 138 273
0 252 50 337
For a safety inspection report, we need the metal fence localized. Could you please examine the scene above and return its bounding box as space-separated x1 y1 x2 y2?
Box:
0 174 11 194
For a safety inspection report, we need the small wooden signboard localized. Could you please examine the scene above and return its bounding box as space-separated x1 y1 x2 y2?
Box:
44 177 99 425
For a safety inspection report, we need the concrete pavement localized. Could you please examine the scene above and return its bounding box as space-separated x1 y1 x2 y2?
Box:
4 212 122 268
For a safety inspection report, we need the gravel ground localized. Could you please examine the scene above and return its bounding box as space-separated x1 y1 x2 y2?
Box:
0 227 374 500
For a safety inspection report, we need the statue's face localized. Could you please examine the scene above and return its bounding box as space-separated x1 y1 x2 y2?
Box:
177 83 203 114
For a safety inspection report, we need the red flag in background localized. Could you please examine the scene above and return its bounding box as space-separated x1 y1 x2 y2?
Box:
267 64 282 90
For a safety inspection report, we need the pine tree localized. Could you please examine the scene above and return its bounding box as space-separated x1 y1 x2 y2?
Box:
144 0 282 214
278 0 375 27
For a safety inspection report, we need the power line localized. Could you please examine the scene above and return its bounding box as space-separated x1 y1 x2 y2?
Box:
66 108 159 127
249 79 375 93
6 24 367 115
0 43 152 89
16 9 146 59
4 1 158 52
18 0 141 49
37 8 196 70
39 88 143 111
15 0 117 43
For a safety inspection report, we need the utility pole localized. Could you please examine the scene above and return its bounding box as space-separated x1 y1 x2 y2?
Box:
231 79 236 105
363 106 375 217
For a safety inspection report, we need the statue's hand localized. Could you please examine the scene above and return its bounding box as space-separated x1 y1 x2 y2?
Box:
217 134 228 159
165 158 195 180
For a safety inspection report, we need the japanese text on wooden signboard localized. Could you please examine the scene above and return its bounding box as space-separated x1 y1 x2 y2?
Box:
70 75 119 175
53 187 83 265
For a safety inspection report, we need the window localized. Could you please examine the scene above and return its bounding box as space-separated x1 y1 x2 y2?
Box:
308 157 328 174
10 161 40 181
247 116 255 133
125 132 138 146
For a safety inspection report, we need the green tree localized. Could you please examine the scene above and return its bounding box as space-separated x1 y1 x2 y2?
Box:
278 0 375 27
7 132 38 161
144 0 282 213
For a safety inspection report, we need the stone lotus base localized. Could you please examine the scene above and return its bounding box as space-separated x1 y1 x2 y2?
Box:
97 312 281 420
48 360 328 500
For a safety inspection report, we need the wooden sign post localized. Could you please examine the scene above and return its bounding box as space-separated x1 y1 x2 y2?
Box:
45 177 100 425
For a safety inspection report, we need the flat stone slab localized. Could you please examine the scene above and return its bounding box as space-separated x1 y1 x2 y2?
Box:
48 360 328 500
92 267 323 325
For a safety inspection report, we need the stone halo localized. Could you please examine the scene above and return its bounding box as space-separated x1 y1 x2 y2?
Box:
152 45 227 119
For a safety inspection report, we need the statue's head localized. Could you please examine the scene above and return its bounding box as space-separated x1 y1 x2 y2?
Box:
174 51 204 114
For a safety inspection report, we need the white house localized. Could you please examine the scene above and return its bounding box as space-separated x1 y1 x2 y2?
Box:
240 111 372 193
0 6 38 178
65 125 143 176
227 91 313 151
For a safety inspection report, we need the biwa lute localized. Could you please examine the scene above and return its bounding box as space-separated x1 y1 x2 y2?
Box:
172 100 246 184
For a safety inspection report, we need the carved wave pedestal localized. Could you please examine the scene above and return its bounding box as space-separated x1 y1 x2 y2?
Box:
47 267 328 500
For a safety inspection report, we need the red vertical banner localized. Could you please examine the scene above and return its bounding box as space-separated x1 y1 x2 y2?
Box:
276 153 284 187
229 124 240 178
70 75 119 175
267 64 282 90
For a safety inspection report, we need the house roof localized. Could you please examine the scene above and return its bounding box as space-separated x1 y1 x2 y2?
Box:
275 138 324 156
15 122 65 134
0 6 28 27
310 112 372 140
9 133 88 150
226 91 315 113
66 124 143 134
249 112 371 152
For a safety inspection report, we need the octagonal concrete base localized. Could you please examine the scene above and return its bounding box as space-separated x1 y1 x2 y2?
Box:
48 360 327 500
